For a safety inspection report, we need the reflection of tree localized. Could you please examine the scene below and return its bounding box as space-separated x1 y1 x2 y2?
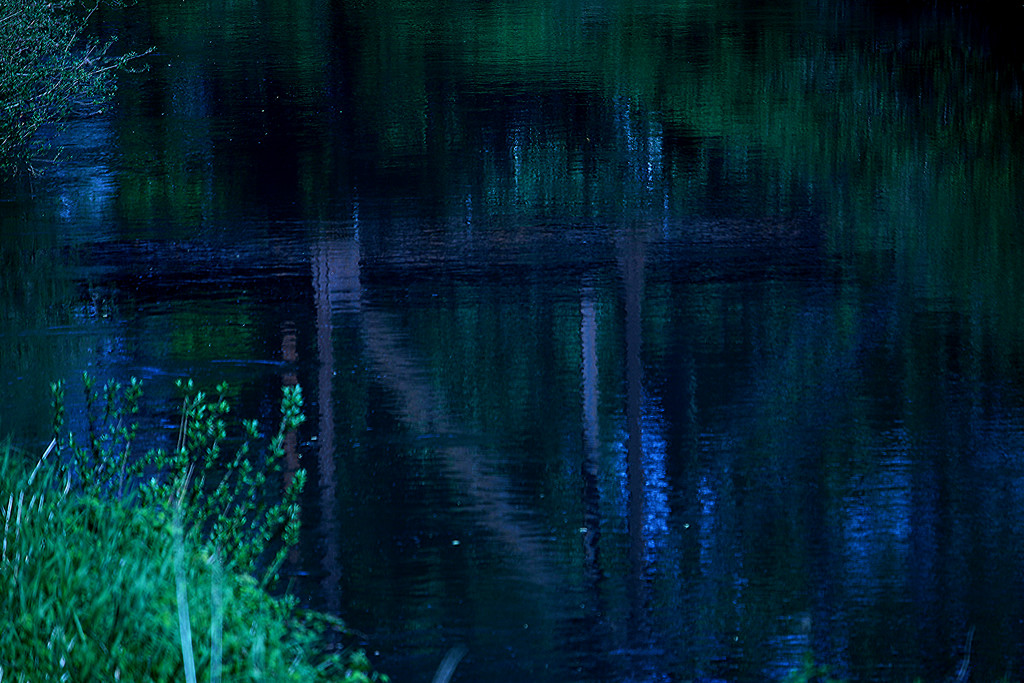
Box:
575 285 613 678
310 224 566 614
620 226 649 654
110 0 1024 367
580 289 601 575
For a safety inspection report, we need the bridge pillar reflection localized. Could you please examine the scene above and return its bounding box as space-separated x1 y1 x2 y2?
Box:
311 223 362 614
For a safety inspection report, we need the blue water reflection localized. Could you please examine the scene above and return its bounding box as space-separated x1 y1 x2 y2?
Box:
2 0 1024 680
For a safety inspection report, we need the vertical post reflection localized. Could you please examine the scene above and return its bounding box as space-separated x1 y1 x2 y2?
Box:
620 227 649 654
580 288 601 575
312 222 362 613
578 284 625 678
281 324 300 568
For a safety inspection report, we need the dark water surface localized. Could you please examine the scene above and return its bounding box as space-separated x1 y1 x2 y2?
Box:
3 0 1024 680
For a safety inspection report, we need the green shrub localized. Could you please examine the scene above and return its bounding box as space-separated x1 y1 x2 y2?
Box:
0 0 150 174
51 374 307 588
0 376 388 682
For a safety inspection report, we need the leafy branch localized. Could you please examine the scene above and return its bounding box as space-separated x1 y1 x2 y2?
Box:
0 0 153 175
51 374 308 587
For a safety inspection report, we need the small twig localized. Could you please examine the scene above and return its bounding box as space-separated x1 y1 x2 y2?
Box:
953 626 975 683
0 10 23 26
176 462 195 510
432 645 468 683
27 439 56 486
176 398 189 454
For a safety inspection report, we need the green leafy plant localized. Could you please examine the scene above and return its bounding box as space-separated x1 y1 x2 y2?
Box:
51 373 307 587
4 377 391 682
50 373 142 497
0 0 152 175
157 378 308 587
0 441 380 682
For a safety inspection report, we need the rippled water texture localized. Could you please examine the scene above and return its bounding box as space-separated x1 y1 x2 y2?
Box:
2 0 1024 680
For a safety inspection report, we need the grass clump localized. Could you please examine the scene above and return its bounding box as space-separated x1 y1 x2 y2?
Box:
0 375 387 682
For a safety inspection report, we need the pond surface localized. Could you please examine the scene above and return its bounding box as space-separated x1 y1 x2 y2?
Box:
3 0 1024 680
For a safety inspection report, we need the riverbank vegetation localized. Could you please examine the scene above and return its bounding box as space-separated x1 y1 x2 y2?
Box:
0 0 150 175
0 375 386 682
